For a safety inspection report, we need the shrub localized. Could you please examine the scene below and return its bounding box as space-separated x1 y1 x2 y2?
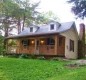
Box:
37 56 45 60
19 54 28 59
8 39 17 46
0 36 6 55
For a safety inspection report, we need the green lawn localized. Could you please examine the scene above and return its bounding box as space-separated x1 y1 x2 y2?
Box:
0 57 86 80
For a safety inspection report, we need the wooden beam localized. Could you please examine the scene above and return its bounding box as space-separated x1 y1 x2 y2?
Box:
17 39 20 54
6 39 8 54
55 35 58 55
34 39 37 54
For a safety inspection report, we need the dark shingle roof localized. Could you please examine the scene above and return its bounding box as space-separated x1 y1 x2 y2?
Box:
6 21 76 39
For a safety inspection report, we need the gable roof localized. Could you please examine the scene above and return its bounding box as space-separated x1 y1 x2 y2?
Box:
6 21 77 39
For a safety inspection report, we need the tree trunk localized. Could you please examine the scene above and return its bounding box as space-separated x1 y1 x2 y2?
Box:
22 15 25 31
3 18 9 49
17 17 21 34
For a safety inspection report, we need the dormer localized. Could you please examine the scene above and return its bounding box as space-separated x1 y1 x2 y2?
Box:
48 21 61 31
29 25 39 33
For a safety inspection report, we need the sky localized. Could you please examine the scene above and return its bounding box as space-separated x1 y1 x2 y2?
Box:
31 0 86 32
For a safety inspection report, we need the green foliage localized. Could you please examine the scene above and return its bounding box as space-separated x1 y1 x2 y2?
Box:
19 54 28 59
12 0 40 30
0 0 40 35
19 54 37 59
68 0 86 19
0 58 86 80
0 36 6 55
8 39 17 46
36 11 60 24
0 0 19 17
0 0 20 36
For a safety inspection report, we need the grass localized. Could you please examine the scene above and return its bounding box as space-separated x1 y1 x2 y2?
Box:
0 57 86 80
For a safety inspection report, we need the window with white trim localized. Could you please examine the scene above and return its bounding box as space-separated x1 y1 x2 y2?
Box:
70 39 74 52
50 24 54 30
30 27 33 32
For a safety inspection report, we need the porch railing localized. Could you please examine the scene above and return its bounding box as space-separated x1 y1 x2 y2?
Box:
7 45 19 53
7 45 55 54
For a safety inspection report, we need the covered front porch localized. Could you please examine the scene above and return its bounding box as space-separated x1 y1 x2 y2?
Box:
6 34 65 56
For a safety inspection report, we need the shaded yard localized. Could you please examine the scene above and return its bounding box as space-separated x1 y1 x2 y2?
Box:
0 57 86 80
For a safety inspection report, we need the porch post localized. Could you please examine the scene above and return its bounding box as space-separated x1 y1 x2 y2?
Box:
55 35 58 55
6 39 8 54
34 39 37 54
17 39 20 54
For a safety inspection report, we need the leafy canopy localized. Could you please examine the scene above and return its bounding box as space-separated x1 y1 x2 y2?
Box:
36 11 60 24
68 0 86 19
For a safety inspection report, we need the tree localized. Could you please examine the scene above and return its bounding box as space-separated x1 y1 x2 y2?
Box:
0 0 21 48
36 11 60 24
0 0 20 37
14 0 40 31
0 0 40 35
68 0 86 19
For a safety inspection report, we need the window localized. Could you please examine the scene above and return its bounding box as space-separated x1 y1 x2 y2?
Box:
50 24 54 30
70 39 74 52
59 37 63 46
22 40 29 46
30 27 33 32
47 38 55 45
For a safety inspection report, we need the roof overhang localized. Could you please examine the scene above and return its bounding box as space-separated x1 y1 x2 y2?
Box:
5 32 59 39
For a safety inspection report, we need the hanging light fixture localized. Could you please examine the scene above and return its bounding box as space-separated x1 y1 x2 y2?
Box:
40 40 44 44
31 40 34 44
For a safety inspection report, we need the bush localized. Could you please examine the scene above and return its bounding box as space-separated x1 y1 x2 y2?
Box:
19 54 28 59
0 36 6 55
8 39 17 46
6 54 19 58
37 56 45 60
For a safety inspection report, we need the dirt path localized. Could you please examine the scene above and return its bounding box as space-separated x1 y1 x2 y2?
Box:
76 60 86 65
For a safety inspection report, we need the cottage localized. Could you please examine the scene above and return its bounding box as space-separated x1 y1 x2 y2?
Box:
6 21 85 59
